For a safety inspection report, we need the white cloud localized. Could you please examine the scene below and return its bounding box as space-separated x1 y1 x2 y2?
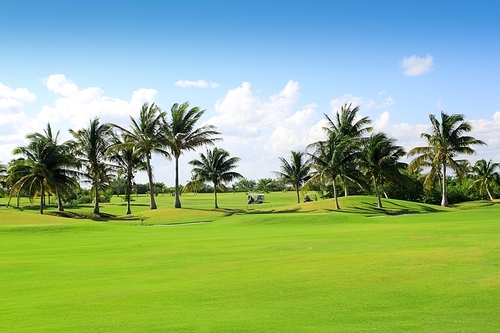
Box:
207 80 300 137
401 54 434 76
0 82 38 163
38 74 157 129
0 75 158 166
42 74 79 96
175 79 219 89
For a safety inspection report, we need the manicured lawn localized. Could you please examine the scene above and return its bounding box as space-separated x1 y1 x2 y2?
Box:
1 195 499 332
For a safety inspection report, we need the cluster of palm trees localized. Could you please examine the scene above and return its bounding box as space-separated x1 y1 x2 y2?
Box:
3 102 243 214
276 104 493 208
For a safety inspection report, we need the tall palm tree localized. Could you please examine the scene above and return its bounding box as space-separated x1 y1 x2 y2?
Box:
324 103 372 139
359 132 409 208
323 103 372 196
408 111 486 207
114 103 168 210
69 118 113 214
274 151 312 203
307 132 363 210
189 147 243 208
468 159 499 201
107 134 147 214
163 102 220 208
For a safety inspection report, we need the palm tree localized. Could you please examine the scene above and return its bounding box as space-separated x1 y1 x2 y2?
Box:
408 111 486 206
324 103 372 139
70 118 113 214
307 132 362 210
189 147 243 208
323 103 372 196
163 102 221 208
33 123 80 211
468 159 499 201
359 132 409 208
183 173 204 195
0 162 7 197
107 134 147 214
274 151 312 203
113 103 168 210
8 124 79 214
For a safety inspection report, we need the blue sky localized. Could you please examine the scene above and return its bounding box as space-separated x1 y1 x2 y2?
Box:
1 1 500 185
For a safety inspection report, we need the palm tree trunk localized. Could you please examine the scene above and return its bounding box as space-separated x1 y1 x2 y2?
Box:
441 161 449 207
93 180 100 215
213 182 219 209
296 187 300 204
56 189 64 212
126 173 132 215
343 176 349 197
39 181 44 214
174 156 181 208
6 192 12 208
374 178 382 208
487 186 494 201
146 154 157 210
333 178 340 210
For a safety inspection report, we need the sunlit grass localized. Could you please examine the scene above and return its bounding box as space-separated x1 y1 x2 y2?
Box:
1 194 500 332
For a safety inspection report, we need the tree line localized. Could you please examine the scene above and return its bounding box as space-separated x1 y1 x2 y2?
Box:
273 104 499 209
1 102 499 215
1 102 242 214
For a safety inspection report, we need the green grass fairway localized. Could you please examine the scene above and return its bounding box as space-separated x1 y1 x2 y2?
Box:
1 195 500 332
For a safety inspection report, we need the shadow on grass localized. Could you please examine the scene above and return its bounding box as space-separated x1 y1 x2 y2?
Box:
46 211 140 222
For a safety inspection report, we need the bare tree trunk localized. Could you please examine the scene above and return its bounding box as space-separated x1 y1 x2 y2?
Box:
333 178 340 210
374 178 382 208
57 189 64 212
40 182 44 214
146 154 157 210
214 182 219 209
93 181 100 214
174 156 181 208
126 173 132 215
441 162 449 207
487 186 494 201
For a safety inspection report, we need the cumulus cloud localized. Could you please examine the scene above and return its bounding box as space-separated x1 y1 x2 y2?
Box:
0 75 161 169
207 80 300 137
175 79 219 89
0 82 38 163
401 54 434 76
38 74 157 129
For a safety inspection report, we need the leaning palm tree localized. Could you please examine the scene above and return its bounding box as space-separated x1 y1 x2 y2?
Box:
408 111 486 207
69 118 113 214
189 147 243 209
163 102 221 208
113 103 168 210
468 159 500 201
107 134 147 214
359 132 410 208
274 151 312 203
323 103 372 196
